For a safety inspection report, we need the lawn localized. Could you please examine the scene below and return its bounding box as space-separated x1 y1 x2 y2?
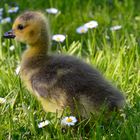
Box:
0 0 140 139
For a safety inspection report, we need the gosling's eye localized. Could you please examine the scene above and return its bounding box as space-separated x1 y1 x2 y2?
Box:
17 24 24 30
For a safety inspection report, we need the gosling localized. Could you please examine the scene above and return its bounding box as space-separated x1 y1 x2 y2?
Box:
4 11 125 117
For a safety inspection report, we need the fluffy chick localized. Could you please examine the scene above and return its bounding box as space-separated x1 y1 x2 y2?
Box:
4 11 125 117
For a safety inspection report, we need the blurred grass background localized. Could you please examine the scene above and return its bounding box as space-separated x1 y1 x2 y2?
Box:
0 0 140 139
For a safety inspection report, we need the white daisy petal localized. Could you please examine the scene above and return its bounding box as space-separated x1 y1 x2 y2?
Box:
1 17 11 24
52 34 66 42
46 8 59 14
105 35 110 40
0 97 6 104
69 116 77 123
0 8 3 16
135 16 140 21
0 8 3 12
110 25 122 31
84 20 98 29
2 42 6 46
61 116 77 126
76 26 88 34
8 7 19 13
38 120 50 128
9 45 15 51
15 65 21 75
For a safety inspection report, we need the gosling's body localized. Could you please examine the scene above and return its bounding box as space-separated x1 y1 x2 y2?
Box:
21 53 124 116
5 11 125 117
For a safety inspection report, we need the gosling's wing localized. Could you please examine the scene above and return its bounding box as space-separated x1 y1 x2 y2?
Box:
30 72 57 98
32 82 48 98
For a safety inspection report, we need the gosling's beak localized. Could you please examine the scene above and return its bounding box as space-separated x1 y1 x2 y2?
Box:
3 30 15 39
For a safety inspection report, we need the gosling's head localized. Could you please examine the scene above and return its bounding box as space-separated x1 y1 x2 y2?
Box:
4 11 50 45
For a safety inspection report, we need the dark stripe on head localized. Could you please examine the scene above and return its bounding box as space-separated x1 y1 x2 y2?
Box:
19 12 35 21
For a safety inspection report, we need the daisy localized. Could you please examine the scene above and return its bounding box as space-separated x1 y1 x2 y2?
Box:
110 25 122 31
0 8 3 12
52 34 66 42
9 45 15 51
2 42 6 46
8 6 19 13
0 97 6 104
38 120 50 128
46 8 59 14
15 65 21 75
61 116 77 126
76 25 88 34
84 20 98 29
1 17 11 24
105 35 110 40
135 16 140 21
0 8 3 16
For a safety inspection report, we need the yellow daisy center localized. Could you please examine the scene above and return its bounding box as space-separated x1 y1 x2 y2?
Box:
11 7 16 10
81 29 85 33
56 37 60 41
66 118 72 123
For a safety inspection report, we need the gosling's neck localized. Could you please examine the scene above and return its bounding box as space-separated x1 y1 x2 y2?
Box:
22 35 50 60
20 39 49 71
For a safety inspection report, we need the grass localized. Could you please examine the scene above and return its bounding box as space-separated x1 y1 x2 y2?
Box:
0 0 140 139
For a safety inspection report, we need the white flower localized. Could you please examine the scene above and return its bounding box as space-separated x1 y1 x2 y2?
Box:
135 16 140 21
61 116 77 126
15 65 20 75
2 42 6 46
38 120 50 128
8 7 19 13
105 35 110 39
0 8 3 16
84 20 98 29
110 25 122 31
52 34 66 42
1 17 11 24
0 97 6 104
9 45 15 51
46 8 59 14
76 26 88 34
0 8 3 12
